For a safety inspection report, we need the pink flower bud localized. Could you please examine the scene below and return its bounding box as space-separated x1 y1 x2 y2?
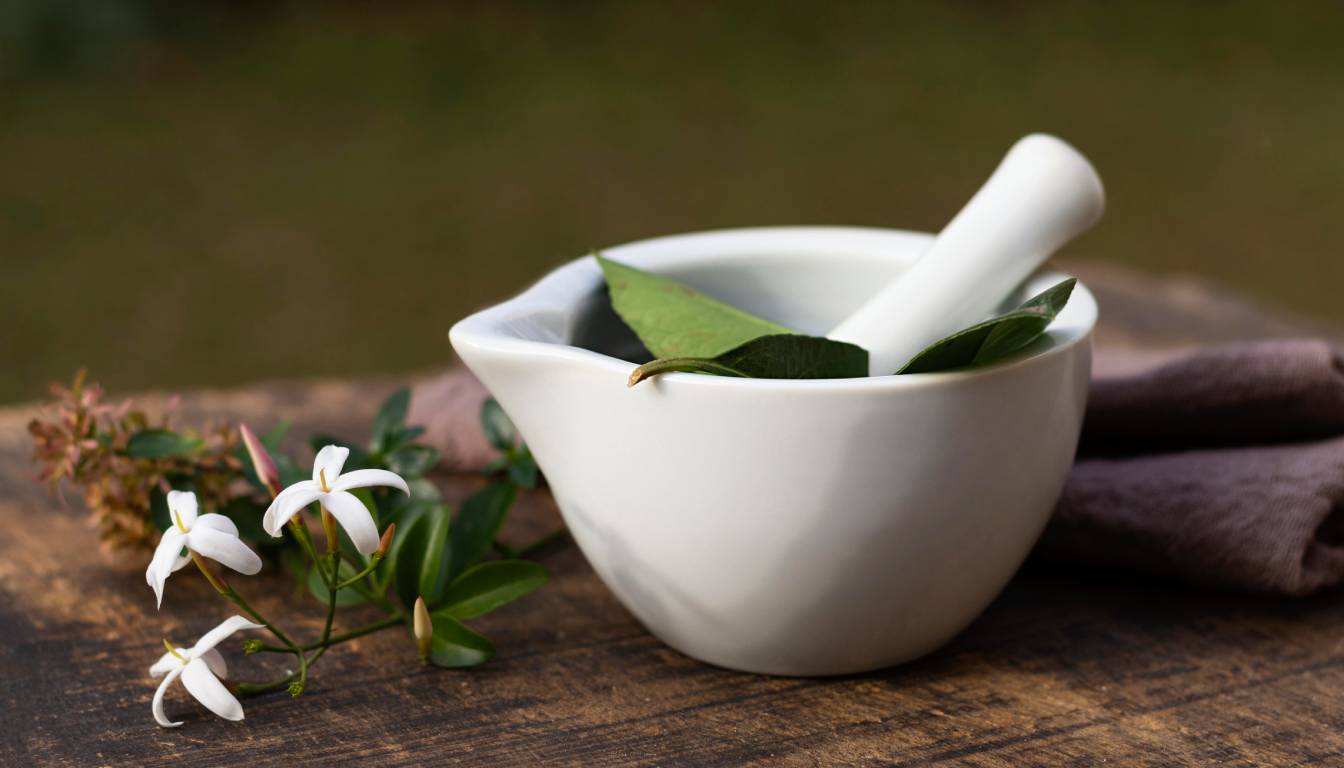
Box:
239 423 282 497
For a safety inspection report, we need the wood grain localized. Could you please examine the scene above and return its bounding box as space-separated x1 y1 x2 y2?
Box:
3 265 1342 767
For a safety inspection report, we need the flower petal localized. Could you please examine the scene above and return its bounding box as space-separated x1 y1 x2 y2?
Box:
262 481 322 536
152 666 185 728
312 445 350 486
149 651 181 678
193 513 239 537
167 490 199 528
146 529 187 609
190 615 265 657
331 468 410 496
322 491 380 555
188 528 262 575
200 647 228 680
181 657 244 722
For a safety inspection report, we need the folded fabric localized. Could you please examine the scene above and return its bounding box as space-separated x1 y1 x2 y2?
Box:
1080 339 1344 456
1046 339 1344 595
412 339 1344 596
1040 436 1344 596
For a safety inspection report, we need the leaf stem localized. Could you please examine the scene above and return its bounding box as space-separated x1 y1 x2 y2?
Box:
334 554 384 590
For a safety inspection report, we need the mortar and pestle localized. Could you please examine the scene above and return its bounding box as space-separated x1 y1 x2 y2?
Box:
450 134 1105 675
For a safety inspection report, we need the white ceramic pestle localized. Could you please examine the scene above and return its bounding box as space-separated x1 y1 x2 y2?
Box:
828 133 1105 375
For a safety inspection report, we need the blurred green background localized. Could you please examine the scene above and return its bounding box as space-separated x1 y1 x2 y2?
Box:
5 1 1343 403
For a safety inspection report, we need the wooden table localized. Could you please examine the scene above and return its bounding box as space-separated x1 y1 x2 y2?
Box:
4 265 1343 766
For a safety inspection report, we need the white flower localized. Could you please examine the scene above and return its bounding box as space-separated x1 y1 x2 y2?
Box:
262 445 409 555
146 491 263 609
150 615 264 727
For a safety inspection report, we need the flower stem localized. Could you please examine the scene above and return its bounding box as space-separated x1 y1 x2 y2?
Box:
190 552 300 652
251 612 404 654
236 670 299 696
335 554 383 591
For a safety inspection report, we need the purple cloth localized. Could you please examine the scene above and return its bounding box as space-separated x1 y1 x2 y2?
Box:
1041 340 1344 595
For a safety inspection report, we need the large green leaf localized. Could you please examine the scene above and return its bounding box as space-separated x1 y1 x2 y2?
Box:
898 279 1077 374
386 444 440 476
437 560 548 619
597 253 791 359
370 387 411 452
393 504 452 610
628 333 868 386
126 429 202 459
425 613 494 668
447 482 516 580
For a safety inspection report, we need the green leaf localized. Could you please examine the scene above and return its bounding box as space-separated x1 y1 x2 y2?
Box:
150 487 171 532
447 481 516 580
480 398 517 452
386 445 440 477
307 562 367 607
273 452 306 487
629 333 868 385
126 429 203 459
897 279 1077 374
376 499 431 587
371 387 411 452
383 425 426 453
597 253 791 359
394 504 452 610
437 560 548 619
425 613 494 668
507 448 538 490
406 477 442 503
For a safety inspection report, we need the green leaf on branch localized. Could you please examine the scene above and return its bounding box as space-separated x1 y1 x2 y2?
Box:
394 504 452 610
447 481 516 580
507 448 538 489
628 334 868 386
438 560 548 619
370 387 411 452
126 429 203 459
597 253 791 359
425 613 494 668
307 562 367 607
480 398 517 452
406 477 442 503
386 444 440 477
897 279 1077 374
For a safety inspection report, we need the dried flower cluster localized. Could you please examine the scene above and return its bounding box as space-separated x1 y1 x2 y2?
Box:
28 370 243 550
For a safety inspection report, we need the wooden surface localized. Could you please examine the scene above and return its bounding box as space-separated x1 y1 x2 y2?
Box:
4 265 1344 767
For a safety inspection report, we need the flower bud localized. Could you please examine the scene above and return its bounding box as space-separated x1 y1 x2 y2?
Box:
288 681 305 697
375 523 396 560
241 639 262 655
239 423 282 497
413 596 432 663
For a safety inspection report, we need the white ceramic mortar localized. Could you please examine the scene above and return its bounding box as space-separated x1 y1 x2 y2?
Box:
450 226 1095 676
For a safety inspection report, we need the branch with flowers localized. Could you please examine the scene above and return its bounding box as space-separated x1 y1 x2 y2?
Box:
29 372 556 727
